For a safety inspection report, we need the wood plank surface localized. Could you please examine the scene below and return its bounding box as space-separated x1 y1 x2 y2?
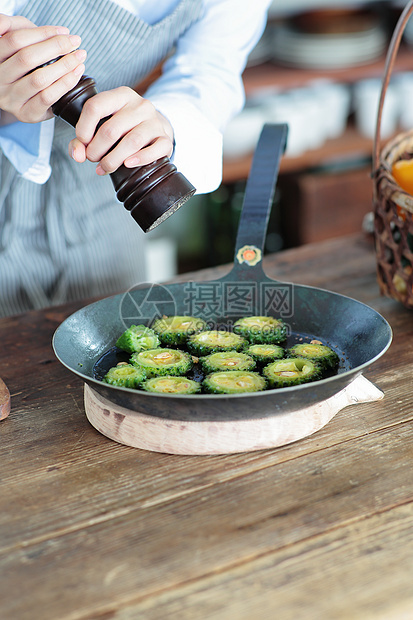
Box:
125 503 413 620
0 233 412 620
2 419 413 619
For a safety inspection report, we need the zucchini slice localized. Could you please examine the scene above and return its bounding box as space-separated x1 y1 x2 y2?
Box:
200 350 256 374
142 375 201 395
246 344 285 365
187 330 247 357
130 348 193 377
103 363 146 388
263 357 321 388
203 371 267 394
115 324 160 354
286 343 339 370
233 316 287 344
151 315 209 346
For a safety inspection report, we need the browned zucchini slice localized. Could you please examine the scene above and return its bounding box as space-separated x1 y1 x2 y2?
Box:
286 343 339 370
151 316 209 346
130 348 192 377
200 350 256 373
202 371 267 394
246 344 285 365
263 358 321 388
103 363 146 388
233 316 287 344
115 324 160 353
142 376 201 394
187 330 247 356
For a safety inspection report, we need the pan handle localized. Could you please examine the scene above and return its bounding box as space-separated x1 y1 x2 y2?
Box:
228 123 288 281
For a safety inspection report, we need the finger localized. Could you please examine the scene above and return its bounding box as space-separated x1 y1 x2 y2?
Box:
75 87 136 145
1 33 82 79
0 25 71 63
0 14 37 36
97 122 172 173
83 111 141 162
24 48 87 92
96 137 172 176
6 47 86 118
124 136 174 167
83 97 156 163
20 62 85 122
69 137 86 162
92 119 158 170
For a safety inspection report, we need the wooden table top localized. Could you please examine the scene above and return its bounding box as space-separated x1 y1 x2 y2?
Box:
1 233 412 620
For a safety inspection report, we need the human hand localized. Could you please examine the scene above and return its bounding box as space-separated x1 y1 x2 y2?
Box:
68 86 174 175
0 13 86 123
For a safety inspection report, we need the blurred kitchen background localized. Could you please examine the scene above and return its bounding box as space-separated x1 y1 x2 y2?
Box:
146 0 413 282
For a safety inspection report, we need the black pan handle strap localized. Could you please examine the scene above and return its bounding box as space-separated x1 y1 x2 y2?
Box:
232 123 288 275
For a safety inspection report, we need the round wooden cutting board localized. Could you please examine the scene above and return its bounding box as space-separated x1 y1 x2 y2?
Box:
0 377 11 421
84 375 384 455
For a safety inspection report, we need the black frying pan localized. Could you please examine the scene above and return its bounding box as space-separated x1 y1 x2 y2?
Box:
53 124 392 422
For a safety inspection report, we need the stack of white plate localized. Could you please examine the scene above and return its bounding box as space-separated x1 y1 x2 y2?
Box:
223 80 351 159
353 78 399 139
271 22 387 69
393 72 413 130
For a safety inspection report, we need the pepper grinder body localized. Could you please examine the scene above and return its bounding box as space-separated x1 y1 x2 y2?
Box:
52 75 196 232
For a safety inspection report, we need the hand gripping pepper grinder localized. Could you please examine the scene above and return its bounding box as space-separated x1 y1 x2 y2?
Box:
51 73 196 232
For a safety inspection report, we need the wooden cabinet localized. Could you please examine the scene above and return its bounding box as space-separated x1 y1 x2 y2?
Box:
278 165 373 246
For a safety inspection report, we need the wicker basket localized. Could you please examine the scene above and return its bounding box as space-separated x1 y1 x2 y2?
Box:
373 1 413 308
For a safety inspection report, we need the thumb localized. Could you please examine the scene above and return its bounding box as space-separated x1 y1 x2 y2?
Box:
69 137 86 162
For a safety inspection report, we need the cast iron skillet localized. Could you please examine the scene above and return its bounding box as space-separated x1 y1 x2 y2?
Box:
53 124 392 422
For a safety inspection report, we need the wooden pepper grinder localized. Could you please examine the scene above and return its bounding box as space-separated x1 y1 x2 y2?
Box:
51 74 196 232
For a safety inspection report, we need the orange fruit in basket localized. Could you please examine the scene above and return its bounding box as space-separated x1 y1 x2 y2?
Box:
391 159 413 196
